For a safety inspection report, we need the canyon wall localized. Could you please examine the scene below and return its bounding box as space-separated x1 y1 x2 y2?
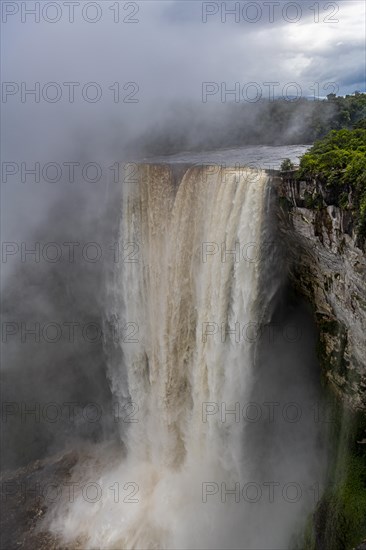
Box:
273 173 366 411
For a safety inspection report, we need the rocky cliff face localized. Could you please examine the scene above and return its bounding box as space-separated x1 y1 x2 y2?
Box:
273 174 366 411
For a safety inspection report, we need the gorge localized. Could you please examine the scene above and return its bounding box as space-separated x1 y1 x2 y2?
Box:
45 163 366 548
1 161 365 550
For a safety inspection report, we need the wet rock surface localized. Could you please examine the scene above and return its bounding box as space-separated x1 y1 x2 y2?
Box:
0 451 79 550
274 175 366 411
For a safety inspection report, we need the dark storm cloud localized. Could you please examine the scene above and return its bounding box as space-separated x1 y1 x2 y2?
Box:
340 69 366 88
2 1 364 104
1 1 364 279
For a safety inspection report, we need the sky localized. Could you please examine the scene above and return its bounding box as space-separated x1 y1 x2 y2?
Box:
1 0 365 255
1 1 365 160
2 1 365 151
2 0 365 103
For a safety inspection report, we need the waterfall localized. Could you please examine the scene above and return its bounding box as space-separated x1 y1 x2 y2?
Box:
117 165 268 470
47 164 322 549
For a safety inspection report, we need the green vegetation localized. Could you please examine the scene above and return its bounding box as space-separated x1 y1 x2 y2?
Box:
297 127 366 245
300 402 366 550
135 93 366 155
250 92 366 143
280 158 295 171
281 94 366 549
321 92 366 133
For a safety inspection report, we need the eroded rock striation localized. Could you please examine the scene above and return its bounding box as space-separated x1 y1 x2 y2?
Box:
273 173 366 411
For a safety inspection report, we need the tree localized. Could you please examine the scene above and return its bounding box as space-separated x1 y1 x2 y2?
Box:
327 93 337 101
280 158 295 171
298 128 366 245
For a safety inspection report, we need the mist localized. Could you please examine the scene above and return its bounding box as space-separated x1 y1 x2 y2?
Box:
1 1 364 549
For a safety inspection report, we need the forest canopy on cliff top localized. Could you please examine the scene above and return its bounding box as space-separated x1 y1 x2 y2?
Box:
297 126 366 244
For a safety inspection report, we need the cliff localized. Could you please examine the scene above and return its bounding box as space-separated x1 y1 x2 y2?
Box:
273 173 366 411
271 172 366 548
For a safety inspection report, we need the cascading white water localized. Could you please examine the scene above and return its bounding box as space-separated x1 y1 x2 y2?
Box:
119 165 268 468
47 165 278 549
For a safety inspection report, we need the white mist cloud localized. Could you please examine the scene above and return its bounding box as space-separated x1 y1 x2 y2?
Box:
2 1 364 257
